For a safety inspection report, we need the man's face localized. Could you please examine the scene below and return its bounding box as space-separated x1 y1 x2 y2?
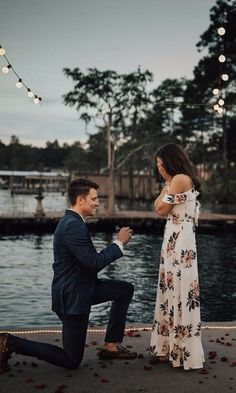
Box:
79 188 99 217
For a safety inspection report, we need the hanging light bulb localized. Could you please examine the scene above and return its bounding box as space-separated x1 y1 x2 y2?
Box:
218 27 226 35
213 104 219 111
221 73 229 81
0 46 6 56
27 89 34 98
16 79 23 88
2 64 11 73
213 88 220 95
218 98 224 106
218 107 223 114
34 96 40 104
218 54 226 63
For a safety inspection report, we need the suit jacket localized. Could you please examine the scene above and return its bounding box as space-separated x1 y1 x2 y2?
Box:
51 209 123 315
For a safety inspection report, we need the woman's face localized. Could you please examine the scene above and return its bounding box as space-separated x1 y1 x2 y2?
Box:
156 157 168 179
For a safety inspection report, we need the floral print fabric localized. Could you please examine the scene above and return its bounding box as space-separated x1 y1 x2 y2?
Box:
150 188 204 370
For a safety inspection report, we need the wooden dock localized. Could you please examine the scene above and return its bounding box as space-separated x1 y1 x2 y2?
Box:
0 210 235 234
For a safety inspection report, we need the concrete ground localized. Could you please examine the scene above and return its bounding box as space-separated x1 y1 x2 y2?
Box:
0 322 236 393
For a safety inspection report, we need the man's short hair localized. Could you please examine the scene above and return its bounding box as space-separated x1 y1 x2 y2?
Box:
68 178 99 206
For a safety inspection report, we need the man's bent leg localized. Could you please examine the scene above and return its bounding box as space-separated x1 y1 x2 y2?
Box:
6 314 89 369
92 279 134 343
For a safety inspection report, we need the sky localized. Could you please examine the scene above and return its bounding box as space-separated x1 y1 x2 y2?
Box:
0 0 216 147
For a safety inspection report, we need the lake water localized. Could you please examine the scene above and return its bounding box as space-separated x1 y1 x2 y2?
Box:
0 189 236 328
0 232 236 329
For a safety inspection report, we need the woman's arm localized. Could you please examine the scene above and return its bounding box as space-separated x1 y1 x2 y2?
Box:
155 174 192 217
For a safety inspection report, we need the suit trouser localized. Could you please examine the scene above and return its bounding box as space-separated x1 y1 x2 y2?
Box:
7 279 134 369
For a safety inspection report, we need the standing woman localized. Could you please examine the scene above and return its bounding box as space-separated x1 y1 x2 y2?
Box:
150 143 204 370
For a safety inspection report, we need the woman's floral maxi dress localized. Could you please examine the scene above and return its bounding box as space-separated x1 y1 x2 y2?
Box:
150 188 205 370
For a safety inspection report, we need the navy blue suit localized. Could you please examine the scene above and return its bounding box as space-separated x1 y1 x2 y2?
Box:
52 209 123 315
8 210 134 369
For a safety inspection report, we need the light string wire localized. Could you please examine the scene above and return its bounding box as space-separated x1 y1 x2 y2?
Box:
0 44 42 104
0 325 236 335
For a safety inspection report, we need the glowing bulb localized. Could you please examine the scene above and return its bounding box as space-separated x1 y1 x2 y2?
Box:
213 104 219 111
34 96 40 104
16 79 23 88
221 73 229 81
218 99 224 106
218 107 223 114
0 46 6 56
27 89 34 98
218 55 226 63
2 65 11 73
213 88 220 95
218 27 225 36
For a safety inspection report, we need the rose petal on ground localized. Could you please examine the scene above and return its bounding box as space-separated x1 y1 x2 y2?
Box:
200 368 209 374
220 357 228 362
100 378 109 383
91 341 97 345
144 365 152 371
35 384 46 389
58 384 68 389
25 378 33 383
208 351 217 360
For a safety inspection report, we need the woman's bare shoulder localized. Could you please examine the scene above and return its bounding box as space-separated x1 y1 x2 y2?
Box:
169 174 192 193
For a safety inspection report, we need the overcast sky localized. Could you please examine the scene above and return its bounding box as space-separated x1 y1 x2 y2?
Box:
0 0 216 147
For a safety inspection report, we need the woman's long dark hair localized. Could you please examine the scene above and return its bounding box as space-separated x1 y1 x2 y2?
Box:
156 143 201 193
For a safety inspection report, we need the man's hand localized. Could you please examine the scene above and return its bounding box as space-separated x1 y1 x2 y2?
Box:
117 227 133 245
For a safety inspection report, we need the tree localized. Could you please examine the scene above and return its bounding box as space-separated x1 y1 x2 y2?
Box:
181 0 236 201
63 67 153 214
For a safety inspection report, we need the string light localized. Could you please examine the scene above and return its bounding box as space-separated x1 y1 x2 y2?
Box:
218 98 224 106
2 64 11 73
212 13 230 115
0 46 6 56
218 54 226 63
213 88 220 95
221 73 229 81
218 26 226 35
0 324 236 335
0 44 42 104
16 78 23 88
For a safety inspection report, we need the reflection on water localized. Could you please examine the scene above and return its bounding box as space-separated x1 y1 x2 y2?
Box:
1 189 236 215
0 232 236 329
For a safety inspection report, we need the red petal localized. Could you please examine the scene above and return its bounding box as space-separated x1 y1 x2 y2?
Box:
220 357 228 362
200 368 209 374
25 378 33 383
100 378 109 383
208 351 217 359
144 366 152 371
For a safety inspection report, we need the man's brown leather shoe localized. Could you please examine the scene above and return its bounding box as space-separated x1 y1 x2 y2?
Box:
0 334 11 375
98 345 137 360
